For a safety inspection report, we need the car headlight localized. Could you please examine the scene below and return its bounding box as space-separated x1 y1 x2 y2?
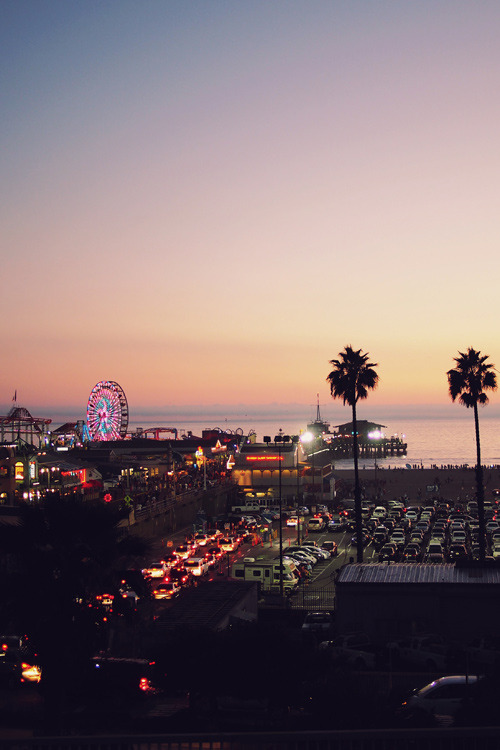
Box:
21 663 42 683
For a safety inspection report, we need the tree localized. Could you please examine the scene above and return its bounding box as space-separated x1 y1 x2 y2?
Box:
0 494 150 733
327 346 379 562
447 348 497 563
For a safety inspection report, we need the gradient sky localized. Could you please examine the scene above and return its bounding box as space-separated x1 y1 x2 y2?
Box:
2 1 500 418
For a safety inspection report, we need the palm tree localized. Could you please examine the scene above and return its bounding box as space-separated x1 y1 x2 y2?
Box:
327 346 379 562
447 348 497 563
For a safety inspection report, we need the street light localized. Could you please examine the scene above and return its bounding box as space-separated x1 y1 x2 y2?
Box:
291 435 301 544
274 430 284 598
301 431 316 509
274 430 290 600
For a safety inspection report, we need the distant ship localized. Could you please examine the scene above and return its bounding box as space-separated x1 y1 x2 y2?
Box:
306 394 331 436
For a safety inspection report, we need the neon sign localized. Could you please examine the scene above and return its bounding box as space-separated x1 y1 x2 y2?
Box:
246 455 284 461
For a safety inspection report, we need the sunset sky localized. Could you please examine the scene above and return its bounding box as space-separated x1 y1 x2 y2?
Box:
2 1 500 421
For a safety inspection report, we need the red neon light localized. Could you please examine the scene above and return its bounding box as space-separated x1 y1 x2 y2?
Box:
246 455 284 461
61 468 86 480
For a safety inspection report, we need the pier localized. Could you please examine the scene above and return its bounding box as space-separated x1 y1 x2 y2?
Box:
328 434 407 459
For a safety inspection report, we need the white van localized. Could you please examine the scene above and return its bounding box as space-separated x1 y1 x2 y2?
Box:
184 558 209 576
307 517 325 533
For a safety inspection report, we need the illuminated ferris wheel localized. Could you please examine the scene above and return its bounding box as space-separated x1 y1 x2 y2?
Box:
86 380 129 441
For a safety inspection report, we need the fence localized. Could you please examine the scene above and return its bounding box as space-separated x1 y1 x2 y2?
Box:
289 585 335 611
1 728 499 750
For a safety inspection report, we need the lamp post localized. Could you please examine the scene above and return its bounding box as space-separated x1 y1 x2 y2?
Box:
263 435 272 507
274 430 284 598
274 430 292 599
300 431 316 509
291 436 301 544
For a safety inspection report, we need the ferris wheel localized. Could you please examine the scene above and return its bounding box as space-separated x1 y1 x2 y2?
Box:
86 380 129 441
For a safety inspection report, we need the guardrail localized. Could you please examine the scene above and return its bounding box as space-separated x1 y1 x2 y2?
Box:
0 727 498 750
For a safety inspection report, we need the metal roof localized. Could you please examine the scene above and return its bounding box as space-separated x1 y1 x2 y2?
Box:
338 563 500 585
152 580 257 632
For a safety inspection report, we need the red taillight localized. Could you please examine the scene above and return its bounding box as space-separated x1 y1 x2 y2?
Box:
139 677 152 692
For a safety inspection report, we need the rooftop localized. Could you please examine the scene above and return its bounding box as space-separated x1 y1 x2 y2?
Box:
338 562 500 585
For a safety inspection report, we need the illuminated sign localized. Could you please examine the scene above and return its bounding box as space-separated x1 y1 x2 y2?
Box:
61 468 86 484
246 455 284 462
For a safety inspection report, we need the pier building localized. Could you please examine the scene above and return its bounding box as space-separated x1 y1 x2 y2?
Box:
231 437 301 503
326 420 407 459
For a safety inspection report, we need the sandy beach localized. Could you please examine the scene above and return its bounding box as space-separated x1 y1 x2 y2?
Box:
334 466 500 506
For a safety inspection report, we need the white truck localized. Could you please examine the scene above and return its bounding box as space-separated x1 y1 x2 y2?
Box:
319 633 378 670
231 558 299 594
386 634 452 672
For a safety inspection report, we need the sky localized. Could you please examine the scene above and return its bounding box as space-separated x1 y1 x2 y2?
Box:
2 0 500 421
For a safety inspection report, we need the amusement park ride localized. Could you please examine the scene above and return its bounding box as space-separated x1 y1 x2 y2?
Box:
2 380 235 447
85 380 129 441
84 381 179 442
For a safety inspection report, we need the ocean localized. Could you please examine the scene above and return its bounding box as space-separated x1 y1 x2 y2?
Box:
121 411 500 470
37 404 500 470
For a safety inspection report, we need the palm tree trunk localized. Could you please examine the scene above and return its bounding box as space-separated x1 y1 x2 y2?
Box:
474 402 486 563
352 401 363 563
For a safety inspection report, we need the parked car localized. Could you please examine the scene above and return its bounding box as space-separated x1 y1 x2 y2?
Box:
448 543 469 562
351 530 371 548
378 543 399 562
372 527 389 550
390 529 406 550
301 612 334 635
462 636 500 671
387 635 452 671
319 632 378 670
402 544 422 562
321 540 338 556
398 675 479 726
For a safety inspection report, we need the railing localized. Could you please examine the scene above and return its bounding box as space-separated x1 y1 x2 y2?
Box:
1 728 499 750
288 585 335 610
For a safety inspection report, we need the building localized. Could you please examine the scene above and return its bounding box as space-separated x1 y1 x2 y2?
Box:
326 420 407 459
335 562 500 642
231 438 301 503
147 580 258 638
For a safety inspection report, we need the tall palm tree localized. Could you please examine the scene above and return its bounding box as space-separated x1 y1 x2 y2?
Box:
327 346 379 562
447 348 497 563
